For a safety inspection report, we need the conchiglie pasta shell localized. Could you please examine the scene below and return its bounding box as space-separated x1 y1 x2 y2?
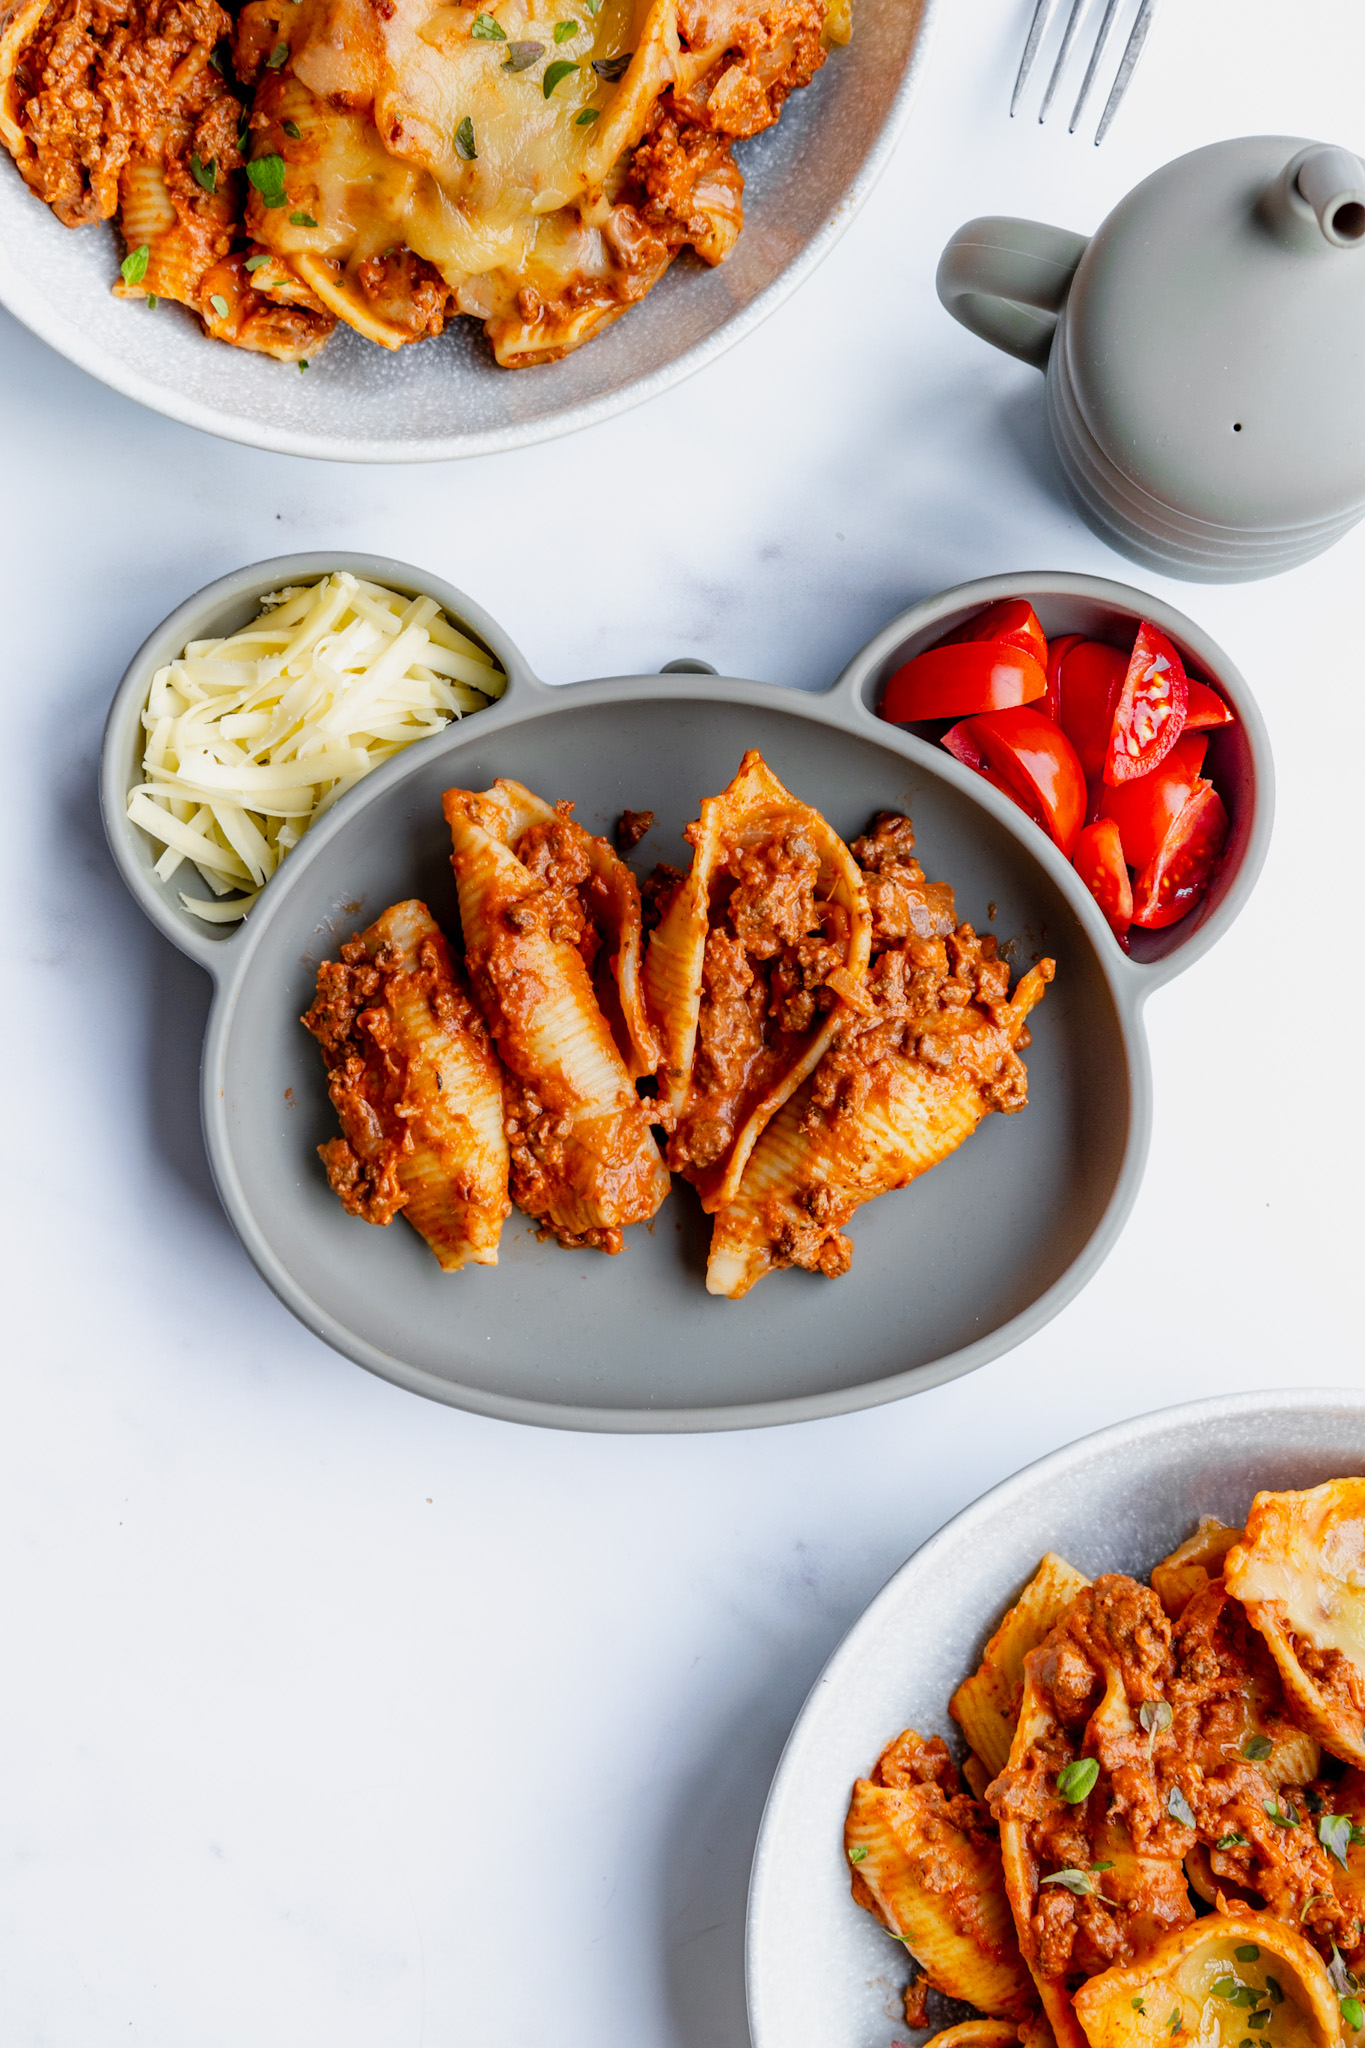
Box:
0 0 55 161
950 1554 1092 1780
706 961 1051 1299
1225 1479 1365 1768
925 2024 1020 2048
444 782 668 1243
358 901 510 1270
1150 1518 1243 1621
486 779 659 1080
1071 1911 1338 2048
643 749 871 1212
844 1753 1035 2020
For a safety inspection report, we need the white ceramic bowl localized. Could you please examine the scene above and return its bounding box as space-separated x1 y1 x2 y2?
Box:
746 1391 1365 2048
0 0 935 460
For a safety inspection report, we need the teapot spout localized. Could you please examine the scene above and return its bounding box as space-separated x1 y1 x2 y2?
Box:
1262 144 1365 250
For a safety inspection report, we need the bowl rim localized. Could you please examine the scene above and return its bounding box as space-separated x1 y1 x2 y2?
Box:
99 557 1272 1432
743 1387 1365 2044
0 0 938 463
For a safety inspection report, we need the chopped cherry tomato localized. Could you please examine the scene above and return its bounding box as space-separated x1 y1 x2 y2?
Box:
1054 640 1128 784
1042 633 1083 725
1103 621 1189 785
1184 677 1235 730
1131 782 1229 929
880 643 1047 722
1072 818 1133 937
1098 732 1208 871
938 598 1048 667
943 705 1086 857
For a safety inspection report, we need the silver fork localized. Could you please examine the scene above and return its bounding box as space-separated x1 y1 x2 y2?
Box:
1011 0 1160 145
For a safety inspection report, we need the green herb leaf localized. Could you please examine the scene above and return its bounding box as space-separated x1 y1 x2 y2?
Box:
288 209 316 225
1229 1987 1263 2008
1320 1814 1365 1868
1265 1978 1284 2006
1040 1868 1100 1897
454 114 477 159
542 56 576 93
584 0 599 13
1265 1795 1299 1829
1131 2001 1146 2016
120 243 150 286
1243 1735 1274 1762
299 358 309 370
145 294 158 308
1344 2000 1364 2033
190 151 217 194
553 17 577 37
1089 1861 1115 1872
1167 1785 1196 1829
591 49 631 78
1167 2008 1182 2035
1218 1831 1249 1849
848 1844 868 1864
1302 1895 1326 1922
244 252 272 271
247 154 288 208
237 120 250 152
208 292 230 319
207 42 224 71
1236 1948 1262 1963
574 106 599 122
1329 1947 1359 1999
266 38 289 65
1057 1758 1099 1804
1211 1980 1239 2000
282 118 302 138
471 10 507 35
1247 2019 1271 2037
502 37 544 67
1140 1699 1173 1740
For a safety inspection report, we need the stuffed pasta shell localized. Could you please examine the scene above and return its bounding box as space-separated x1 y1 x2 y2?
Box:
642 750 872 1212
706 814 1052 1297
302 898 510 1269
444 779 670 1253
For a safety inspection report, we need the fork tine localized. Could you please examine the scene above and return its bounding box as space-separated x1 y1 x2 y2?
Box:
1011 0 1060 116
1068 0 1121 131
1093 0 1159 143
1038 0 1092 122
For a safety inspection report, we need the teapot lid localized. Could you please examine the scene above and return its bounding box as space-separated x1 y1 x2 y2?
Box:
1063 137 1365 532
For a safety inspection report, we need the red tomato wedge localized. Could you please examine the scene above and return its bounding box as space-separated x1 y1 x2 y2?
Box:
943 706 1086 857
1042 632 1083 725
1098 732 1208 871
1072 818 1133 936
1184 677 1235 730
1131 782 1229 929
1103 622 1189 785
938 598 1048 667
1054 640 1128 784
880 643 1047 722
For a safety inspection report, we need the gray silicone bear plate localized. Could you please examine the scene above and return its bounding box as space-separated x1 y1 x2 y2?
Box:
100 554 1271 1431
746 1389 1365 2048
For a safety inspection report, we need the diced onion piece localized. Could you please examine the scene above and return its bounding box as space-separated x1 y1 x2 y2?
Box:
126 571 503 924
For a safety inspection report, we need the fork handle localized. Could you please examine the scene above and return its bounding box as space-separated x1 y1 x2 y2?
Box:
936 217 1090 369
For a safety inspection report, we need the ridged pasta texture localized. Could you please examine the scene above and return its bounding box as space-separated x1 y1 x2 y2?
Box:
444 779 669 1253
302 899 511 1270
642 748 873 1214
705 809 1053 1296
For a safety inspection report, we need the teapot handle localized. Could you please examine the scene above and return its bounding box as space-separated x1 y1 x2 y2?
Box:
936 217 1090 370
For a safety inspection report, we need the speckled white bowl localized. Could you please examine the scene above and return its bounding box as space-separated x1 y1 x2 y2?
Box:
747 1391 1365 2048
0 0 935 460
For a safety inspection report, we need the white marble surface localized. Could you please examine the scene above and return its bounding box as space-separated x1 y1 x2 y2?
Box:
3 1 1364 2041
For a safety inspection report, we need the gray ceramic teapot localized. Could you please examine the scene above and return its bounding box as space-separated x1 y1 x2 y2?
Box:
937 137 1365 582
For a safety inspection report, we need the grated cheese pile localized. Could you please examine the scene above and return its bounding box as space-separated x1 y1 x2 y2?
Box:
127 571 506 922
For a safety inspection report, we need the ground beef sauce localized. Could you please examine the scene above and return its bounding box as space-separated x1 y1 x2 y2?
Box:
303 930 490 1225
989 1573 1365 1993
662 817 849 1177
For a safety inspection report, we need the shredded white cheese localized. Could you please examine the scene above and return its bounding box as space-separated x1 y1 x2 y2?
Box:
127 571 505 922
